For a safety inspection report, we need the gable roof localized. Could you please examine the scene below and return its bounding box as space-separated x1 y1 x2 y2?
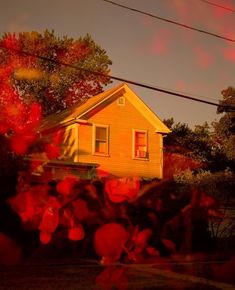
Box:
38 83 171 134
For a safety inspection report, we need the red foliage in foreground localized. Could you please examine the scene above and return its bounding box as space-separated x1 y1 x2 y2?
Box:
8 175 224 260
105 177 140 203
94 223 129 264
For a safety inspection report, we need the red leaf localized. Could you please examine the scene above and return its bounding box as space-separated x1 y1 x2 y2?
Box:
45 143 60 159
105 177 140 203
39 201 59 234
10 136 29 154
161 239 176 253
56 176 78 196
72 198 94 221
94 223 129 264
133 228 152 251
52 130 64 145
146 246 160 256
9 129 36 155
68 224 85 241
40 231 52 244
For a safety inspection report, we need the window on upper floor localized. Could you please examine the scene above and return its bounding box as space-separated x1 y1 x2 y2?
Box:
92 124 109 156
133 129 148 159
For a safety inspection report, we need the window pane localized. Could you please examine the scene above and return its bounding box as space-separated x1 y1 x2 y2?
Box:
135 132 145 145
95 141 106 153
96 127 107 140
134 131 147 158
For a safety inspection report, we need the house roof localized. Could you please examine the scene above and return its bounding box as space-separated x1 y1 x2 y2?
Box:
38 83 171 134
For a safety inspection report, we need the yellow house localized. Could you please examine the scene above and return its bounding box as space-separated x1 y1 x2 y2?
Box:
33 83 170 179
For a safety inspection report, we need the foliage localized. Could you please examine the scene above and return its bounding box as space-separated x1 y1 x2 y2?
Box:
0 30 112 116
5 173 224 266
174 169 235 241
174 169 235 199
163 118 214 164
212 87 235 163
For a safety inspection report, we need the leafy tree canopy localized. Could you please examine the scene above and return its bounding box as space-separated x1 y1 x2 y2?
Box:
212 87 235 162
164 87 235 171
163 118 213 164
0 30 112 116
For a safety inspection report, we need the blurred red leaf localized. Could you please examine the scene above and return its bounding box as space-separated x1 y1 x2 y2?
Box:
105 177 140 203
133 228 152 252
39 198 60 237
73 198 94 221
40 231 52 244
56 176 78 196
52 130 64 144
94 223 129 264
45 143 60 159
161 238 176 253
10 135 29 154
68 224 85 241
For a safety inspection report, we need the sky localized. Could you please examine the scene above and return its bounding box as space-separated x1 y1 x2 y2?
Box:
1 0 235 127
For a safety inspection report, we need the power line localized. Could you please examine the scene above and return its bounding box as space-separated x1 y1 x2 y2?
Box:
101 0 235 43
200 0 235 13
0 43 234 112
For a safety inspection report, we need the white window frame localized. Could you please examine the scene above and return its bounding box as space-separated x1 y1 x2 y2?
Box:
132 129 148 160
92 124 109 156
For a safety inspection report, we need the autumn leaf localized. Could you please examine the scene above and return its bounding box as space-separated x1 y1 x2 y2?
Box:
94 223 129 264
68 224 85 241
56 176 78 196
105 177 140 203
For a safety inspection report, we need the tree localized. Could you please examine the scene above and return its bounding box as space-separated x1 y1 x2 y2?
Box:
212 87 235 164
0 30 112 116
163 118 213 164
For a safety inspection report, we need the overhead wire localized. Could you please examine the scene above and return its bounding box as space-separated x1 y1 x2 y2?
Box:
200 0 235 13
0 43 234 112
101 0 235 43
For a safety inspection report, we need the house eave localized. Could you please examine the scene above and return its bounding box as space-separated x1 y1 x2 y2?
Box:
38 118 89 136
155 129 172 134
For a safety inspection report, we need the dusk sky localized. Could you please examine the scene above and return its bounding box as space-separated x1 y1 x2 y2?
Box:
1 0 235 127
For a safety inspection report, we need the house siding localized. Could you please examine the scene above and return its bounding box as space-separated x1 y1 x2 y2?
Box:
76 94 163 178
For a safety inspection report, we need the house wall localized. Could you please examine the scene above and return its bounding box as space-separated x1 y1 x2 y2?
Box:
75 94 163 179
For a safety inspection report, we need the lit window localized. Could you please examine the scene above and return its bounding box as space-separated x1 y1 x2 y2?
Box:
93 125 109 155
133 130 148 159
